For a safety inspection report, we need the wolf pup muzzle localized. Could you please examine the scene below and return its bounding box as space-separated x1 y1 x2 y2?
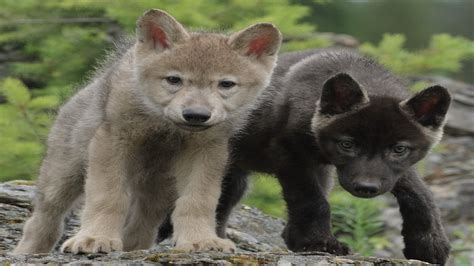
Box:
351 178 382 198
178 107 213 131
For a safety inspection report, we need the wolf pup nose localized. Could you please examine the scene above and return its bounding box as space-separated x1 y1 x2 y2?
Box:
13 8 281 255
351 179 381 197
181 107 212 126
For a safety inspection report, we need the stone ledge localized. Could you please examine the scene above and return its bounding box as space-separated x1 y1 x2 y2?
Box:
0 181 430 265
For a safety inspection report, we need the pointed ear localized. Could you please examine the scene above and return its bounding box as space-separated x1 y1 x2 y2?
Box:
400 85 451 128
228 23 282 60
319 73 368 115
136 9 189 52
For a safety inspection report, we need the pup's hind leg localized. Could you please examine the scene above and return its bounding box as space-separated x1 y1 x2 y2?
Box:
13 160 84 254
156 214 173 243
122 193 170 251
122 170 174 251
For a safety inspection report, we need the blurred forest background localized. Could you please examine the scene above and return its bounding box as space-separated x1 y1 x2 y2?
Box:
0 0 473 261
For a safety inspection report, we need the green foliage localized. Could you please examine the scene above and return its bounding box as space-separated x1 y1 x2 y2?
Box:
59 0 320 51
409 81 432 93
1 78 30 106
329 188 389 256
360 33 474 76
243 173 286 218
35 0 316 39
0 78 59 181
282 36 331 52
12 27 108 88
1 0 109 88
93 0 316 36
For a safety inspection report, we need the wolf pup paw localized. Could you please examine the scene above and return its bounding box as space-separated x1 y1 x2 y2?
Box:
61 234 123 254
289 235 349 255
174 238 236 253
282 225 350 255
403 232 450 265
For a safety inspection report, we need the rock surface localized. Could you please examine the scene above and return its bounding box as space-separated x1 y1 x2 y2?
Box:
0 181 430 265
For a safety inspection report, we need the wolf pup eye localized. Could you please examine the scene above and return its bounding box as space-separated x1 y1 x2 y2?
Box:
218 80 236 89
338 140 355 151
392 145 409 155
165 76 182 85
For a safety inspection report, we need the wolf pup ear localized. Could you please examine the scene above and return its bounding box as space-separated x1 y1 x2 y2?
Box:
400 85 451 128
319 73 368 115
228 23 282 60
136 9 189 52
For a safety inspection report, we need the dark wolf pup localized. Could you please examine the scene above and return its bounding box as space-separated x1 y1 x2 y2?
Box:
159 50 451 264
13 9 282 254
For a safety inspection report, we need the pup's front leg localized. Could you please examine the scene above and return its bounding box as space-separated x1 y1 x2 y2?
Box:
278 164 349 255
171 142 236 252
391 168 450 265
61 125 130 254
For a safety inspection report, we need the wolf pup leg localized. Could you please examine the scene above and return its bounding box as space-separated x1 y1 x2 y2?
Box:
278 164 349 254
122 189 171 251
392 168 450 265
171 141 236 252
13 164 84 254
13 122 86 255
157 164 249 241
390 86 452 264
157 214 173 243
61 126 130 254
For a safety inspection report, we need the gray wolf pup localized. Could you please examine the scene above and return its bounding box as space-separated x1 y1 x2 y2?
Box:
159 50 451 264
13 9 281 254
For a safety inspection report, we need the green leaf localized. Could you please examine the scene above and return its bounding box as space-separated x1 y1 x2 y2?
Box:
29 95 60 110
0 78 31 107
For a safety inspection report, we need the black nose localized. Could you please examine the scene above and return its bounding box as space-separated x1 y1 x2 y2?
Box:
353 181 380 196
182 108 211 124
